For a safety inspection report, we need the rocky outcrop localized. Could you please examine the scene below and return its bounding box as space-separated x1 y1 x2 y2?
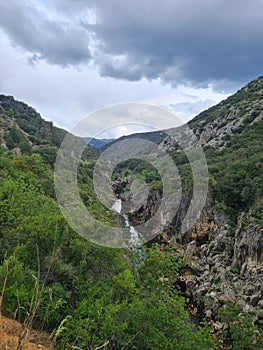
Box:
154 77 263 333
176 207 263 326
160 77 263 152
114 180 263 325
110 76 263 333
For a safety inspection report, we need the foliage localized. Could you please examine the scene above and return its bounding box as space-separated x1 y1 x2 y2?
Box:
0 94 99 160
4 126 27 149
52 244 213 350
0 149 214 349
219 302 263 349
1 82 263 349
206 119 263 221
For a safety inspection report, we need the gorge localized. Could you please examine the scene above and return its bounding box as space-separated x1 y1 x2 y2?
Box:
0 76 263 348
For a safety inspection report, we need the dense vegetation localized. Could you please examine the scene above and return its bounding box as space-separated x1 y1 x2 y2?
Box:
0 79 263 349
115 116 263 228
189 75 263 130
168 118 263 223
0 94 99 161
207 118 263 222
0 149 214 349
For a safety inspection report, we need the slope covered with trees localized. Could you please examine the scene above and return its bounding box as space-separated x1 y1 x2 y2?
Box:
0 74 263 349
0 99 214 348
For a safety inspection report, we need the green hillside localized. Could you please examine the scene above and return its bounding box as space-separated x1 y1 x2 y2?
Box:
0 98 214 349
0 75 263 349
0 95 99 162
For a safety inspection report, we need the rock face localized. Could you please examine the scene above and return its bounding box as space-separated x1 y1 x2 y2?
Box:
165 200 263 327
115 175 263 324
155 77 263 327
114 183 263 326
160 76 263 152
112 77 263 330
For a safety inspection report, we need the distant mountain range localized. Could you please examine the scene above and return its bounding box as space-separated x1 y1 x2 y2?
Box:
83 137 115 148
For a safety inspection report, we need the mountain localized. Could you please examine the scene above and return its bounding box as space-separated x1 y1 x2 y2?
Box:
102 129 167 150
164 75 263 149
84 136 115 148
119 76 263 338
0 95 66 147
105 76 263 347
0 95 99 162
112 76 263 153
0 77 263 349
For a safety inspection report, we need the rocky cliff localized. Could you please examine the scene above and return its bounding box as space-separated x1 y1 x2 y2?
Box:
160 77 263 330
180 207 263 329
113 77 263 334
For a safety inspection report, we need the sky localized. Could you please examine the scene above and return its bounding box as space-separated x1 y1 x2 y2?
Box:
0 0 263 138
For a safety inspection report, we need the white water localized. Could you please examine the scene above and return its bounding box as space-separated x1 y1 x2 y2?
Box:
123 213 140 246
112 200 140 246
129 226 140 246
111 198 122 214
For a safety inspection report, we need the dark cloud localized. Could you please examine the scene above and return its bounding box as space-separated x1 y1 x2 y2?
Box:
86 0 263 86
0 0 91 65
1 0 263 86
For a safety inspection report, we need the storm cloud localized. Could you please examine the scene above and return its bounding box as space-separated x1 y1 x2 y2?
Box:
1 0 263 87
0 0 91 65
88 0 263 86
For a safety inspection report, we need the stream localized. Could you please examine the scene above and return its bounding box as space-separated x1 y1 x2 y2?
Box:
112 199 140 246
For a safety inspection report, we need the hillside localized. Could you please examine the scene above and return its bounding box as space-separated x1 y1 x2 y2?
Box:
120 77 263 347
102 129 167 150
0 96 214 348
167 77 263 215
0 95 99 162
0 77 262 349
163 75 263 150
96 77 263 348
84 136 115 148
112 76 263 152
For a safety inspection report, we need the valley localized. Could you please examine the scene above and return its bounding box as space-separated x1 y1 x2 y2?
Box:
0 76 263 349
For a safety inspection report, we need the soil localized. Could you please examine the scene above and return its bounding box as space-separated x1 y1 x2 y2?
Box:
0 315 52 349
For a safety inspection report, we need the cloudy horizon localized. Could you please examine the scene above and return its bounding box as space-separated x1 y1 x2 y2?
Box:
0 0 262 137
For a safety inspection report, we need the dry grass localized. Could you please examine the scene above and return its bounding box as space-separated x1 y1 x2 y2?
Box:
0 315 52 350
